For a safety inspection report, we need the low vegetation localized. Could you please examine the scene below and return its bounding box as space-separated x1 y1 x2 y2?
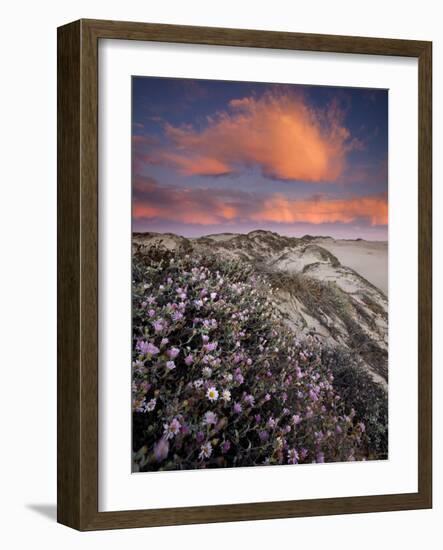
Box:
132 248 387 471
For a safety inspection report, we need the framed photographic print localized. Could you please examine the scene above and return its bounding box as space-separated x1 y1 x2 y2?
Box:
57 19 432 530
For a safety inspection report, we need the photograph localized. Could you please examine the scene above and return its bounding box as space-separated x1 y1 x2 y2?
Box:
131 77 389 472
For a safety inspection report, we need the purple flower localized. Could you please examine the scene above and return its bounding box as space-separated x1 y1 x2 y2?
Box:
167 347 180 359
221 441 231 454
166 360 176 370
287 449 299 464
234 372 244 384
204 342 218 352
152 319 165 333
153 438 169 462
243 394 255 406
137 341 160 356
233 402 243 414
267 417 276 429
148 309 156 317
300 448 309 460
184 354 194 366
172 311 184 322
160 337 169 346
196 431 205 443
259 430 269 442
291 414 301 425
203 411 218 425
316 452 325 463
309 389 319 402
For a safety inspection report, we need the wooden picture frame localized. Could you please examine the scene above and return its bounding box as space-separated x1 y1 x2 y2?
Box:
57 18 432 530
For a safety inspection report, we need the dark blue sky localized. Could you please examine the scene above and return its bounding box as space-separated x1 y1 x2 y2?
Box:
132 77 388 240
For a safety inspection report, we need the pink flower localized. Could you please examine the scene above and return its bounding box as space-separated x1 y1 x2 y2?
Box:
163 418 181 439
291 414 301 425
203 411 218 425
152 319 165 333
167 347 180 359
137 341 159 355
153 438 169 462
166 361 176 370
184 354 194 366
233 402 242 414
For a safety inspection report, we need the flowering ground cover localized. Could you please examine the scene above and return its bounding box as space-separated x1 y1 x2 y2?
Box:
132 247 386 471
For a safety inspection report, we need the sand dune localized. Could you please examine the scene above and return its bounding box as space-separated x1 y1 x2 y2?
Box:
315 239 388 295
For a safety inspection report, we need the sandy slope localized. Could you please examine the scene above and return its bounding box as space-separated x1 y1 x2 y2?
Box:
315 239 388 295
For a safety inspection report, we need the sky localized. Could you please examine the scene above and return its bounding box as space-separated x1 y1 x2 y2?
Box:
132 77 388 240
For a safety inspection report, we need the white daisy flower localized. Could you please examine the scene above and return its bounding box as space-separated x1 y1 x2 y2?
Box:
206 386 219 401
199 442 213 460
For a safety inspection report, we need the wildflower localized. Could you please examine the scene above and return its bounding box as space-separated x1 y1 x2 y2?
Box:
194 379 204 389
196 431 205 443
206 386 219 402
221 441 231 454
300 448 309 460
166 360 176 370
316 452 325 463
146 398 156 412
259 430 269 442
172 311 184 322
199 442 213 460
222 389 231 402
152 319 165 333
309 389 319 402
202 334 210 344
203 411 218 425
210 292 217 300
234 372 244 384
167 347 180 359
202 366 212 378
163 418 181 439
291 414 301 425
160 337 169 347
264 393 271 402
233 402 242 414
137 341 160 356
267 417 276 429
204 341 218 352
243 394 255 406
184 354 194 366
287 449 299 464
153 438 169 462
148 309 156 317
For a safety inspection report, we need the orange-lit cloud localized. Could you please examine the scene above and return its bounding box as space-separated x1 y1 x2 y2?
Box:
143 91 359 182
133 177 387 227
250 194 387 225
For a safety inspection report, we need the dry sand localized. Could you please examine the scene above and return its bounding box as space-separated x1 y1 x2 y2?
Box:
316 239 388 295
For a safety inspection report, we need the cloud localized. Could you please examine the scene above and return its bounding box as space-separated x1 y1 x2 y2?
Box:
133 176 387 227
138 90 359 183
